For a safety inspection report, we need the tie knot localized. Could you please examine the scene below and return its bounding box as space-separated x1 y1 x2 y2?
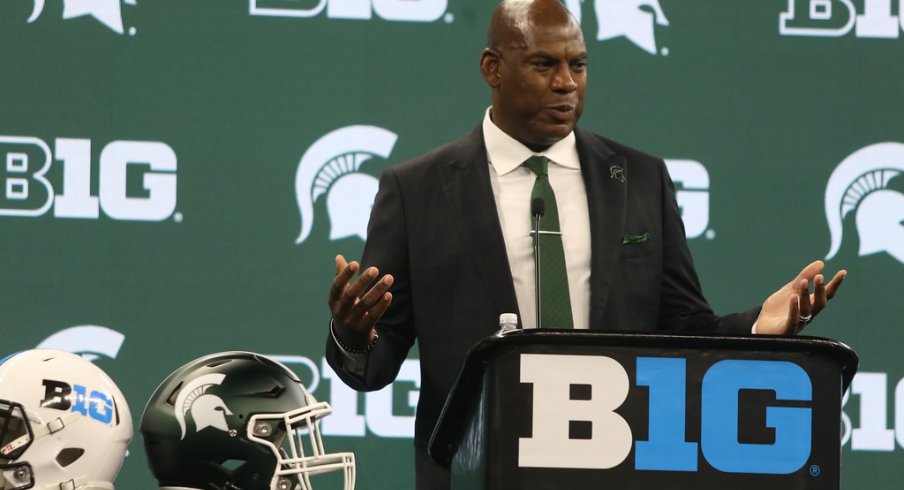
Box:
523 155 549 177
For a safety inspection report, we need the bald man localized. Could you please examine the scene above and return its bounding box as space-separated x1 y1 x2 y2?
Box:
325 1 845 487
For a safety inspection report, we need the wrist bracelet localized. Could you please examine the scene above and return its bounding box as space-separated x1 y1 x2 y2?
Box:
335 331 379 354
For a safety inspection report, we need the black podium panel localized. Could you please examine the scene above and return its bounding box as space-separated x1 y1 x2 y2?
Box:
430 330 857 490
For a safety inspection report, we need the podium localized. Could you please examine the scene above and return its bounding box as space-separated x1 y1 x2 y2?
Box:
429 330 857 490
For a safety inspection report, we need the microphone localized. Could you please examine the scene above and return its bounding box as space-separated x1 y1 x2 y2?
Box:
531 197 545 218
531 197 545 329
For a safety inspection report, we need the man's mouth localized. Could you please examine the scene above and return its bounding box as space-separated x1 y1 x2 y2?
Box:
546 105 575 122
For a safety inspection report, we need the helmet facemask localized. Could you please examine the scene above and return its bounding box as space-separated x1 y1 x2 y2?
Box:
0 401 35 490
247 395 355 490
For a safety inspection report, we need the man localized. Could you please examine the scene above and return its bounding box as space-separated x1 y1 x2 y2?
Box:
325 0 845 488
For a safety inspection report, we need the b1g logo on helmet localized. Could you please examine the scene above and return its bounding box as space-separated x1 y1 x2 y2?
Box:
174 373 234 439
294 125 396 244
0 136 178 222
20 0 138 35
565 0 670 55
824 142 904 265
40 379 117 425
780 0 904 39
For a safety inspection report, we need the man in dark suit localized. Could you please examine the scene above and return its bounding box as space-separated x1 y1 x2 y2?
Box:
325 0 845 488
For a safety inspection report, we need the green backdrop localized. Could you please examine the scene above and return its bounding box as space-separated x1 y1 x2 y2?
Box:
2 0 903 488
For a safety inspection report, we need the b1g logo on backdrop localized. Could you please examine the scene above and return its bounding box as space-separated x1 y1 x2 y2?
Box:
250 0 451 23
781 0 904 38
0 136 178 222
294 125 395 244
17 0 138 35
665 159 712 240
842 371 904 452
519 354 813 474
268 354 420 439
824 142 904 265
565 0 671 55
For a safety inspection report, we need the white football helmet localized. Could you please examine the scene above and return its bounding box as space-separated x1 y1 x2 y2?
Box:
0 349 132 490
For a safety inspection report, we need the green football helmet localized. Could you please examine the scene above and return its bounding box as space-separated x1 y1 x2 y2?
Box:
140 352 355 490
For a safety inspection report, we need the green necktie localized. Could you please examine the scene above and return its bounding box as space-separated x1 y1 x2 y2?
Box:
523 156 574 328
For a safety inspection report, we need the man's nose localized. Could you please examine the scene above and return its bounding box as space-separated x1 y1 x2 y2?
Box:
551 66 578 92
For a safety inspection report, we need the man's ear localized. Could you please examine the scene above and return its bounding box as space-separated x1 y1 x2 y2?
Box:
480 48 502 88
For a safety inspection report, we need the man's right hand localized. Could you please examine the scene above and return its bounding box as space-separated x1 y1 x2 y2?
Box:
328 255 394 350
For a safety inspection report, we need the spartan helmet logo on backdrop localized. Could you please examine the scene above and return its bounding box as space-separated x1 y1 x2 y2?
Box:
174 373 234 439
824 142 904 265
27 0 137 34
36 325 125 361
564 0 670 55
294 125 398 244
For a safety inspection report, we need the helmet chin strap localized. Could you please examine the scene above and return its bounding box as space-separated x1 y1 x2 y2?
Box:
7 412 83 454
56 476 89 490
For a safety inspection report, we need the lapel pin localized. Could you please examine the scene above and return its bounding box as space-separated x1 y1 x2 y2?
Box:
609 165 626 183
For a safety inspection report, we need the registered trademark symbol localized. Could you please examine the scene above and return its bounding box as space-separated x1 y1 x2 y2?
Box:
705 229 716 240
660 46 669 56
809 464 821 477
129 27 137 36
173 212 183 223
444 12 454 23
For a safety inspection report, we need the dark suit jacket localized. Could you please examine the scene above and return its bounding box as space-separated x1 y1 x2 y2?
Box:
325 125 759 451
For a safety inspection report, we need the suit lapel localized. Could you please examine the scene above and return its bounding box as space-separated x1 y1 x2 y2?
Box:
437 127 520 321
575 128 627 329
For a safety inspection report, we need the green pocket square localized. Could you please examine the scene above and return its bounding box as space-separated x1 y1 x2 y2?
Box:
622 233 652 245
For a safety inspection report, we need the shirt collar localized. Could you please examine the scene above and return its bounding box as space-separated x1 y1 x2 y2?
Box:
482 107 580 176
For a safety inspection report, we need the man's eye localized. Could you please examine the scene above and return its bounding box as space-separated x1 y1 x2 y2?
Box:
572 61 587 71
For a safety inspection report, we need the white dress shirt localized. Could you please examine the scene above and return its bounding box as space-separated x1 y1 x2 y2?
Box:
483 108 592 329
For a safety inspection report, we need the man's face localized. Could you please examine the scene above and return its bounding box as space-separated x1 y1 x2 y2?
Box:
490 22 587 151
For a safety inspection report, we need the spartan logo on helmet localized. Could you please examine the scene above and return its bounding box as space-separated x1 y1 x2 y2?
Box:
295 125 397 244
825 142 904 265
28 0 137 35
564 0 669 55
174 373 234 440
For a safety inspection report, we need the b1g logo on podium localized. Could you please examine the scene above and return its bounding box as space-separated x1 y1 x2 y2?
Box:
519 354 813 474
0 136 178 221
781 0 904 38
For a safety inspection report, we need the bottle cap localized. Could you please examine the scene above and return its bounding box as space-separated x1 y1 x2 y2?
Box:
499 313 518 325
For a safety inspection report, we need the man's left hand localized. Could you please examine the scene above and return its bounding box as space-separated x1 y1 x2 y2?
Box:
754 260 846 335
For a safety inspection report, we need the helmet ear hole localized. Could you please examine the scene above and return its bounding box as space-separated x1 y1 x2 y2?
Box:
55 447 85 467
